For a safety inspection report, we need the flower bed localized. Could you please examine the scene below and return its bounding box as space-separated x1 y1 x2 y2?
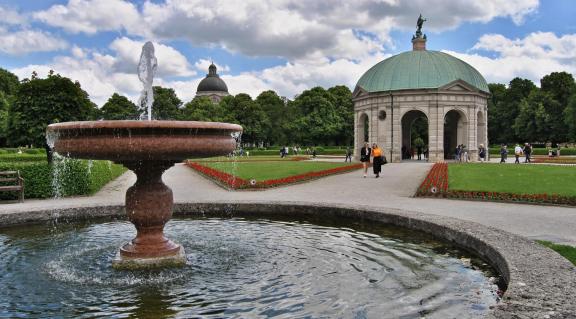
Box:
532 157 576 165
187 161 362 190
416 163 576 206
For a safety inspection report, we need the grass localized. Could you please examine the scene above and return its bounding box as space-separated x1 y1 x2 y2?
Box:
537 240 576 266
448 164 576 197
201 160 357 181
192 155 308 162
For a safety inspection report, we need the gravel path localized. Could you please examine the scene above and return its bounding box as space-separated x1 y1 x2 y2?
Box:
2 161 575 246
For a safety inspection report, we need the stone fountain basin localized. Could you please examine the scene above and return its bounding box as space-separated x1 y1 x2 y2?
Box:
46 120 243 161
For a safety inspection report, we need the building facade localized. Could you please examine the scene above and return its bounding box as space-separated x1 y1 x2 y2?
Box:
353 30 489 162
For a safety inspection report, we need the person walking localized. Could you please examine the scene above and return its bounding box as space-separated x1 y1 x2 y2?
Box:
345 147 352 162
360 142 371 178
417 146 422 160
372 143 383 178
523 143 532 163
514 144 522 164
478 144 486 162
500 144 508 163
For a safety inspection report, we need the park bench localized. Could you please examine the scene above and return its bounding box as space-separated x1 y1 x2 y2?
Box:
0 171 24 202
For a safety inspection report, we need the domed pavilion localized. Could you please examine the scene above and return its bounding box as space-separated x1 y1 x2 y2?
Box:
196 62 230 103
353 17 489 162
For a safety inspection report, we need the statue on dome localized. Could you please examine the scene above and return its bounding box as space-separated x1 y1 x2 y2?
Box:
415 14 426 38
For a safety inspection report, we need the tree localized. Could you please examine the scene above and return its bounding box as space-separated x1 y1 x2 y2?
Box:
541 72 576 107
221 93 268 145
501 78 537 143
101 93 140 120
487 83 507 144
327 85 354 145
0 68 19 146
289 87 343 145
179 96 225 122
564 94 576 142
255 90 286 145
7 72 95 162
540 72 576 143
148 86 182 120
513 90 553 143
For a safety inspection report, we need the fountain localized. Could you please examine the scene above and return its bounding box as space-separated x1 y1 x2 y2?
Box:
46 42 242 268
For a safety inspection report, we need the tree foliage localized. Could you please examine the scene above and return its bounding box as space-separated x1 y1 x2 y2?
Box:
180 96 225 122
150 86 182 120
0 68 19 146
101 93 140 120
7 72 96 149
489 72 576 144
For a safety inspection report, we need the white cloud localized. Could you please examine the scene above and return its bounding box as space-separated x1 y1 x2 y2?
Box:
10 38 195 106
0 29 68 55
194 59 230 73
0 6 27 25
109 37 195 77
33 0 539 60
0 5 67 55
33 0 142 35
445 32 576 85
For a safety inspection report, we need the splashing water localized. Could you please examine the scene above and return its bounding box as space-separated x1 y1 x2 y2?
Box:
137 41 157 121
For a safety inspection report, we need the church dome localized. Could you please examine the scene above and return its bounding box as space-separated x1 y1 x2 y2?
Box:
355 50 489 94
197 63 228 93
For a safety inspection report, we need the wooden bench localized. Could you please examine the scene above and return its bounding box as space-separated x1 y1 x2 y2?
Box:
0 171 24 202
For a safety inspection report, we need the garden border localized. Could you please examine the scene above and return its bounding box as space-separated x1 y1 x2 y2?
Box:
186 161 363 190
0 201 574 318
416 163 576 206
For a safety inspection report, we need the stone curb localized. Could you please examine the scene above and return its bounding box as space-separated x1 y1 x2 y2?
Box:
1 201 574 318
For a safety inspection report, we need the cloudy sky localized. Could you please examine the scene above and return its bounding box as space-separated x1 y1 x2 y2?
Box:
0 0 575 106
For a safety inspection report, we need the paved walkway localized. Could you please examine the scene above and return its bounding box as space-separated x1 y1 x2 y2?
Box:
1 162 575 246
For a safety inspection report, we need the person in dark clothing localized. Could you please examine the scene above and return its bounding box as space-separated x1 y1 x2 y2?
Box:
523 143 532 163
345 147 352 162
360 142 371 178
500 144 508 163
417 146 422 160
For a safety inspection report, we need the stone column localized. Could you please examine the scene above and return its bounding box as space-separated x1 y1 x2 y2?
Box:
428 97 443 162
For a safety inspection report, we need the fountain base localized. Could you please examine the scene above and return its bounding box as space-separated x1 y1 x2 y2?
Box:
112 246 187 269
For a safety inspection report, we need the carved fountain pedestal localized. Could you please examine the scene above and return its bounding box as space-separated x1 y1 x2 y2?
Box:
47 120 242 268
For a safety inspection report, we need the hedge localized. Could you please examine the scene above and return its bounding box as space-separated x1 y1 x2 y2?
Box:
0 148 46 154
0 153 46 163
0 159 126 200
489 147 576 156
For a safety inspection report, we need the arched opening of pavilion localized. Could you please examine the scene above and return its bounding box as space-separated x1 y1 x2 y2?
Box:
357 113 370 144
443 110 468 160
401 110 429 160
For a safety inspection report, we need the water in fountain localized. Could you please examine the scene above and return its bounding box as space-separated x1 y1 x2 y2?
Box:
0 215 501 318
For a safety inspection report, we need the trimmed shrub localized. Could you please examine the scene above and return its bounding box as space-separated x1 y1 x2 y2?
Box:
0 159 126 200
0 153 46 163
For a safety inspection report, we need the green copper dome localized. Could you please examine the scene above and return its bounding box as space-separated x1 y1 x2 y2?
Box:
356 50 489 93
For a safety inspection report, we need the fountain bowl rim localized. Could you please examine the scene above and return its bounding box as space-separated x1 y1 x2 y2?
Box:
46 120 243 132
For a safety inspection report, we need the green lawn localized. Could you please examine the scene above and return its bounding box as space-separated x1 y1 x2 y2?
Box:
193 155 307 162
537 240 576 266
448 164 576 197
202 161 358 181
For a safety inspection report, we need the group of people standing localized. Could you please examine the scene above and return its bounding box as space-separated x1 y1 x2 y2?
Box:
360 142 386 178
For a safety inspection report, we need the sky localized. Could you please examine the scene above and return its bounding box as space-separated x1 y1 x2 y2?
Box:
0 0 575 106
